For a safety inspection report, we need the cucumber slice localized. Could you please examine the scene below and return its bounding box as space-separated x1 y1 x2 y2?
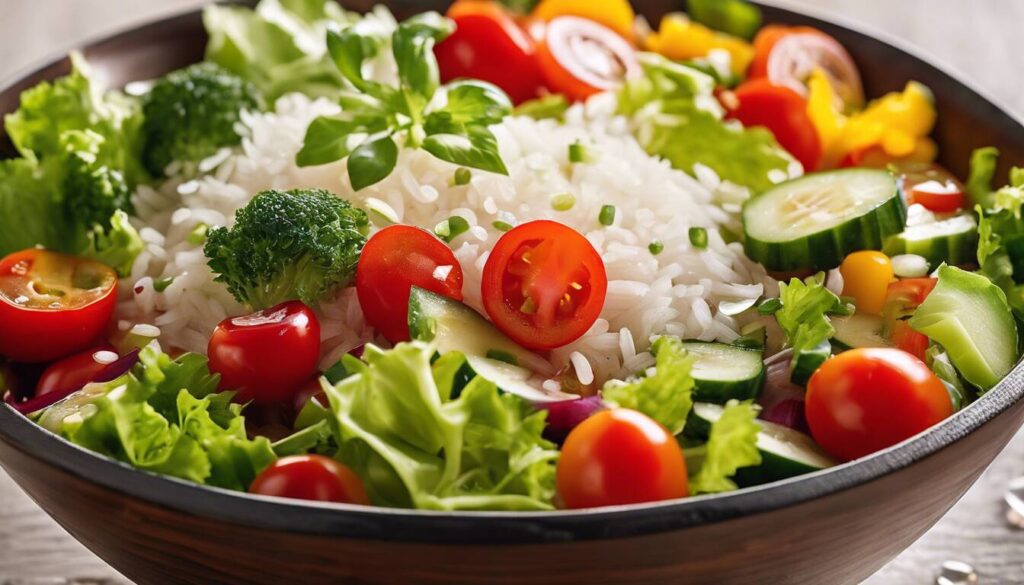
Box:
685 402 836 485
883 212 978 266
464 355 577 402
683 341 764 403
789 340 831 386
831 314 889 351
743 169 906 271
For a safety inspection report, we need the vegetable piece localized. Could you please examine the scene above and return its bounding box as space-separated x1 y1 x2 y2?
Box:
966 146 999 208
357 225 464 343
682 341 764 403
602 336 696 434
0 250 117 363
35 346 116 401
535 395 606 442
893 162 967 213
532 0 636 42
535 16 639 103
141 63 263 177
0 159 62 258
725 79 822 172
557 409 688 508
909 265 1020 391
688 227 708 249
742 169 906 271
805 348 952 461
686 400 761 494
883 212 978 267
323 342 560 510
687 0 762 40
598 205 616 226
973 156 1024 318
788 340 831 386
204 188 368 310
436 1 544 104
771 274 847 385
830 313 889 351
513 94 570 120
249 455 370 504
208 301 321 405
481 220 607 350
645 14 754 77
839 250 893 315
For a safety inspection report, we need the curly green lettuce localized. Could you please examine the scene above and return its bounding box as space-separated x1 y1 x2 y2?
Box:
686 400 762 495
602 336 696 434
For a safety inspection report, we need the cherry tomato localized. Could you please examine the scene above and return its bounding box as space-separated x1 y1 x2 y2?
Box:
481 220 606 350
881 277 936 358
806 348 952 461
356 225 464 343
750 25 863 112
893 163 967 213
249 455 370 504
726 79 822 172
889 320 929 361
0 249 118 363
557 409 688 508
535 16 639 103
35 345 116 399
208 301 321 405
840 250 894 315
435 1 544 104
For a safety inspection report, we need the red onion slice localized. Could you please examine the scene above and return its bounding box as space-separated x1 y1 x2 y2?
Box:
537 395 605 443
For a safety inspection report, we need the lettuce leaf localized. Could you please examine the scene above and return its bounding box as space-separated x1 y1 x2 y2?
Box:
972 150 1024 319
324 342 558 510
602 336 696 434
0 158 63 256
686 400 762 495
774 275 845 354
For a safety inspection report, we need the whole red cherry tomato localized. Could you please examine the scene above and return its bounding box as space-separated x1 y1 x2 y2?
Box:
249 455 370 504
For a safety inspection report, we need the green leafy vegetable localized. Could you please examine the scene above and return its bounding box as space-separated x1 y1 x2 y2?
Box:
772 274 847 383
204 188 369 309
972 149 1024 319
925 346 966 412
323 342 558 510
513 94 570 120
0 158 62 256
966 146 999 208
687 0 762 40
686 400 762 494
603 337 696 434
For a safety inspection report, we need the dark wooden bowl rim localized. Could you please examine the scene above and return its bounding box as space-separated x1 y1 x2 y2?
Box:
1 1 1023 546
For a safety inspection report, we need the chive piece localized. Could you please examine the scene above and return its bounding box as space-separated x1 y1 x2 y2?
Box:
154 277 175 292
757 298 783 315
689 227 708 249
648 240 664 255
568 141 590 163
485 349 519 366
435 216 470 243
453 167 472 186
492 220 513 232
187 223 209 246
598 205 616 226
550 192 576 211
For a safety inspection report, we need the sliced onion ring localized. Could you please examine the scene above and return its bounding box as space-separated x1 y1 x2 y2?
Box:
767 32 864 112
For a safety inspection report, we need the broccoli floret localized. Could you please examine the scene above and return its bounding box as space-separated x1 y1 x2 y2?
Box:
63 148 132 231
204 188 369 309
141 62 263 177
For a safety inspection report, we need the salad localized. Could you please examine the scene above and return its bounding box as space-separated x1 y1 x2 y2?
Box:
0 0 1020 512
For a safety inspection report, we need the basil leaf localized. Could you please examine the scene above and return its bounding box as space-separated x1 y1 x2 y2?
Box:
296 114 387 167
422 125 508 175
440 80 512 125
348 135 399 190
391 13 453 106
326 25 389 98
513 94 569 120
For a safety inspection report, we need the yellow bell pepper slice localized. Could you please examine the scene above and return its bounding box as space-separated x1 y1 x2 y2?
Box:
645 14 754 76
533 0 636 42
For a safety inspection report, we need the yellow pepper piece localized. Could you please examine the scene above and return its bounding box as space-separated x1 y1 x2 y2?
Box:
645 14 754 76
533 0 636 42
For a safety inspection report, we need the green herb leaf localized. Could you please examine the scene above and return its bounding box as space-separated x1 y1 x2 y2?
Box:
296 113 387 167
347 135 399 190
440 80 512 125
392 13 453 106
422 125 508 175
326 25 391 98
513 94 569 120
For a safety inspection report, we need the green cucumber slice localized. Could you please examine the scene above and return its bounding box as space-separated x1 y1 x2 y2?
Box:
743 169 906 271
831 313 889 351
683 341 764 403
883 212 978 266
789 340 831 386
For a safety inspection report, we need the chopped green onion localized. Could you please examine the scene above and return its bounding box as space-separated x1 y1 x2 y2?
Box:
689 227 708 249
453 167 472 186
485 349 519 366
598 204 616 226
492 220 514 232
550 192 576 211
435 216 470 243
154 277 175 292
648 240 664 255
366 197 399 227
757 297 783 315
836 296 857 316
568 141 591 163
187 223 209 246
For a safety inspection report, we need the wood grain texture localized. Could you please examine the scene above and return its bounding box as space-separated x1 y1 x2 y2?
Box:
1 1 1024 583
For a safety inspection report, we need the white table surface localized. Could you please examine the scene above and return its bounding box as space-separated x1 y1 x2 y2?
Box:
2 1 1023 583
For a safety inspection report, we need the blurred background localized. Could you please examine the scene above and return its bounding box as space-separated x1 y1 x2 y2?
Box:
1 1 1023 583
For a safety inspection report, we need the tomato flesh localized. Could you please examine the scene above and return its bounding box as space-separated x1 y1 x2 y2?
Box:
208 301 321 405
535 16 638 102
893 162 967 213
557 409 688 508
249 455 370 504
0 250 118 363
482 220 606 350
726 79 822 172
435 0 544 104
806 348 952 462
356 225 464 343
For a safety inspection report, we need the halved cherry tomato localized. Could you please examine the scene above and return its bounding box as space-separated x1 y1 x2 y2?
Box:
889 321 929 361
881 277 936 355
0 250 118 363
435 0 544 104
208 301 321 405
557 409 688 508
893 162 967 213
35 345 116 399
535 16 639 102
840 250 894 315
249 455 370 504
356 225 464 343
726 79 822 172
806 348 952 461
481 220 606 350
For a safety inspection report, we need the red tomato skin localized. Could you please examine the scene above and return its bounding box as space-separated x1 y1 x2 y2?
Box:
557 409 688 509
356 225 464 344
435 1 544 104
35 345 115 398
748 25 823 78
806 348 953 462
893 163 967 213
208 301 321 405
481 220 607 350
0 250 117 363
727 79 822 172
249 455 370 504
889 321 929 362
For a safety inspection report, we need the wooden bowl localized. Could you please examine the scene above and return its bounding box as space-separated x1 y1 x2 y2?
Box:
2 3 1024 584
